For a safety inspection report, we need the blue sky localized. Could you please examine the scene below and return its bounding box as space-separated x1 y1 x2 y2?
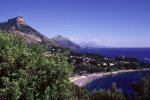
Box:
0 0 150 47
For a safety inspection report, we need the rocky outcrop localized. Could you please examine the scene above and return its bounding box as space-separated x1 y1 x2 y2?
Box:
0 16 59 47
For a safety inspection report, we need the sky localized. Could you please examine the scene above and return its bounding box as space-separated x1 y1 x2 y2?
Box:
0 0 150 47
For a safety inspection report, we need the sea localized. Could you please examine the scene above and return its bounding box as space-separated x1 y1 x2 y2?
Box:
77 48 150 64
76 48 150 98
86 70 150 98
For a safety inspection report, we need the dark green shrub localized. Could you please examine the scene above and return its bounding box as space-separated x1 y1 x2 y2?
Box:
0 31 74 100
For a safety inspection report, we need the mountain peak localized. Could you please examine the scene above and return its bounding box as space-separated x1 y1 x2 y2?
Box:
52 35 68 41
7 16 25 26
16 16 25 25
51 35 80 49
57 35 62 38
55 35 65 39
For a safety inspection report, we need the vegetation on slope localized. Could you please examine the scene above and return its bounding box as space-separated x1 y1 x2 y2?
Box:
132 77 150 100
72 82 127 100
69 52 150 74
0 31 74 100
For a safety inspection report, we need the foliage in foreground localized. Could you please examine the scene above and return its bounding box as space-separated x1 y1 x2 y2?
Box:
132 77 150 100
72 82 127 100
0 32 74 100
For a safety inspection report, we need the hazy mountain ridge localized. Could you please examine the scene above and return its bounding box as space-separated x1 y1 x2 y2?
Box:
80 42 109 48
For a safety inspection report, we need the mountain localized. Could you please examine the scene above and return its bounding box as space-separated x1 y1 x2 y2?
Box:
80 42 109 48
0 16 59 47
51 35 80 49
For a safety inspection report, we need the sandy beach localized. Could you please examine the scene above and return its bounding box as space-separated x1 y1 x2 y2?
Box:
70 68 150 87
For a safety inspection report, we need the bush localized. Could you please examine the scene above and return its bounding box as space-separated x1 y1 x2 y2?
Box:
0 31 74 100
132 77 150 100
89 82 126 100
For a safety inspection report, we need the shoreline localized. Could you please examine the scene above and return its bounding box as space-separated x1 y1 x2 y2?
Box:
70 68 150 87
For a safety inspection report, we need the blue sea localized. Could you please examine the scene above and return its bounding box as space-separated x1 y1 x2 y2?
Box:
77 48 150 64
86 70 150 98
76 48 150 98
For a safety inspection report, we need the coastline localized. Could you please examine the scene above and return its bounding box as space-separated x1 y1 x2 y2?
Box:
70 68 150 87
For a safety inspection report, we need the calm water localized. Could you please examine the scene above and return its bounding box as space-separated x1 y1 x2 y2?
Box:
77 48 150 98
77 48 150 63
86 70 150 97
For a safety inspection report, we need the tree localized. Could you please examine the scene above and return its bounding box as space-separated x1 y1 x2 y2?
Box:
0 31 74 100
132 77 150 100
